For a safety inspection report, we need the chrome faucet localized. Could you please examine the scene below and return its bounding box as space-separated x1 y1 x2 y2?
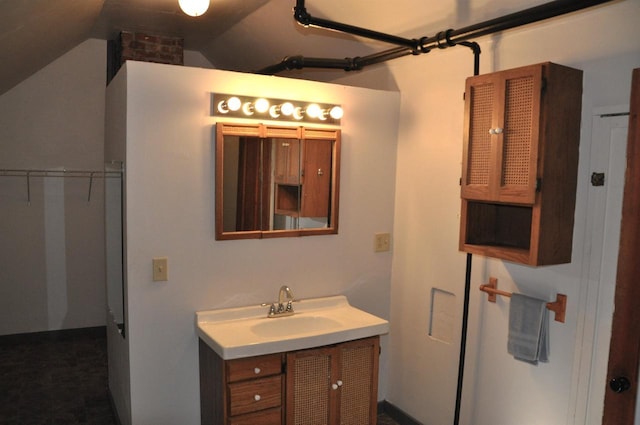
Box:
266 285 295 317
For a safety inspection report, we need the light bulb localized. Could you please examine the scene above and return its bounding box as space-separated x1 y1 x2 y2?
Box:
306 103 321 118
178 0 210 17
217 101 229 114
242 102 255 116
293 107 305 120
329 106 343 120
227 97 241 111
269 105 281 118
280 102 295 116
254 98 270 113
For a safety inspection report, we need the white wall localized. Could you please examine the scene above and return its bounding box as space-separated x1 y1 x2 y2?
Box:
0 39 107 335
336 1 640 424
112 62 399 424
0 39 215 337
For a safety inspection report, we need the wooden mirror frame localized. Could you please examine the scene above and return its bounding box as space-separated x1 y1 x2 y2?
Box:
215 122 341 240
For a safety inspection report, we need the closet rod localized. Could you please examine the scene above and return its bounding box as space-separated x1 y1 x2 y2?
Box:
0 168 121 204
0 168 121 178
479 277 567 323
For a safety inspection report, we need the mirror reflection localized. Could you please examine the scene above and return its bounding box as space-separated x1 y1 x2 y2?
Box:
215 123 340 240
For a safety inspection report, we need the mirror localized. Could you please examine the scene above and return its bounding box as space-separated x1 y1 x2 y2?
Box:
215 123 341 239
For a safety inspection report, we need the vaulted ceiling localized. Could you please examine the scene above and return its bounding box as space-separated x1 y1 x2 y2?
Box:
0 0 612 95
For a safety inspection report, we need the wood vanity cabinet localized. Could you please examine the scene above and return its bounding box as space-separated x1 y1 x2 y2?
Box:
199 336 379 425
459 62 583 266
199 342 285 425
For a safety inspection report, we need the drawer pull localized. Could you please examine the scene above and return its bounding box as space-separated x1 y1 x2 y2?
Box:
254 394 261 401
254 367 261 374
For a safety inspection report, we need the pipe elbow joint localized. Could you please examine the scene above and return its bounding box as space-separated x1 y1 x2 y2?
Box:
283 55 305 70
294 7 312 27
346 58 363 72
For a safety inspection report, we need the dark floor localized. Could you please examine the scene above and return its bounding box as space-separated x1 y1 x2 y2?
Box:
0 327 399 425
0 327 116 425
377 412 402 425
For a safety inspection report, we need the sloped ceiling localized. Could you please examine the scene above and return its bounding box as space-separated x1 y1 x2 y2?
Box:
0 0 608 95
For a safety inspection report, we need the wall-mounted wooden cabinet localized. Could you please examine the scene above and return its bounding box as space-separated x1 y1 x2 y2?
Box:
199 336 379 425
459 62 583 266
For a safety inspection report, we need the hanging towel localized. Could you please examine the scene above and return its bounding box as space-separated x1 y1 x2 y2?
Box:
507 293 549 365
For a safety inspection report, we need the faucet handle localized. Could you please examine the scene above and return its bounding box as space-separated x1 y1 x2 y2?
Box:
262 302 278 317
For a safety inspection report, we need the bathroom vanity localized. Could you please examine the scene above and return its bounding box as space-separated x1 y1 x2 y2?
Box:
199 336 379 425
196 296 388 425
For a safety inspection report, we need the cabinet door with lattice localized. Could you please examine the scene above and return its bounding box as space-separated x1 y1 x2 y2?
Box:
461 64 543 204
285 337 379 425
286 346 337 425
336 337 379 425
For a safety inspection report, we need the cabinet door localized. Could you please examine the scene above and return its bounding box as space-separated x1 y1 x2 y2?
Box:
286 346 338 425
461 65 542 204
301 139 332 218
286 337 379 425
337 338 379 425
274 138 301 185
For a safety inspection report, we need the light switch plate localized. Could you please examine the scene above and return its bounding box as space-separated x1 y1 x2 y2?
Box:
374 233 391 252
152 257 168 281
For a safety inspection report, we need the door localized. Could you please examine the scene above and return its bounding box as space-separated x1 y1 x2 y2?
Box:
602 68 640 425
571 109 628 424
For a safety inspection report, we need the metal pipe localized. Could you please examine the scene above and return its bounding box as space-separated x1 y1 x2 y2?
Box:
453 45 479 425
294 0 420 51
454 253 473 425
260 0 617 74
418 0 617 52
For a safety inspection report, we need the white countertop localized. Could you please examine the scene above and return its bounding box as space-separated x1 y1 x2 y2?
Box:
196 295 389 360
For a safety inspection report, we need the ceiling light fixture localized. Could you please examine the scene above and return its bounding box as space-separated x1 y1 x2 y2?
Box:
212 94 343 124
178 0 210 17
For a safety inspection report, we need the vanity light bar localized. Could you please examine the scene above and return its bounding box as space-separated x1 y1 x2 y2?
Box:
212 94 343 124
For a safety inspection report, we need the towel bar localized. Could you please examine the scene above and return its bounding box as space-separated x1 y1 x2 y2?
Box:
479 277 567 323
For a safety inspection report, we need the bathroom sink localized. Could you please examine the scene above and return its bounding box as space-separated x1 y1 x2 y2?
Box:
250 315 342 338
196 295 389 359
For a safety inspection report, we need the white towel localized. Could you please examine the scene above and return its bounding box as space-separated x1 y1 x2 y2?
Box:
507 293 549 365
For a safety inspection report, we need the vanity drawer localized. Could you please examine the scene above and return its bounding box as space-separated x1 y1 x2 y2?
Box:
226 353 283 382
228 375 282 416
228 407 282 425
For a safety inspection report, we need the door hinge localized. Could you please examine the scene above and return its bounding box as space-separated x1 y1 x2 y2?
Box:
591 172 605 186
